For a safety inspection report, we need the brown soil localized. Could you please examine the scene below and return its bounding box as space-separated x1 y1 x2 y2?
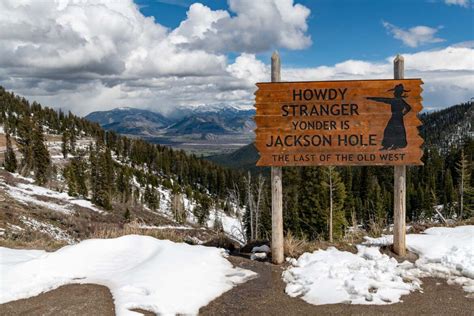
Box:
1 255 472 316
0 284 115 316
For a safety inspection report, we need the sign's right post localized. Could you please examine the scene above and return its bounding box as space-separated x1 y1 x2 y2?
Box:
393 54 406 256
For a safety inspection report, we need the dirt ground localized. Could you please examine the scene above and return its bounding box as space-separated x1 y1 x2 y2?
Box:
0 284 115 316
1 255 472 316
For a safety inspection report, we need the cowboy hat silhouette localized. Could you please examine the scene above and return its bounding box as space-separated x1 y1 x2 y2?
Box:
388 84 410 98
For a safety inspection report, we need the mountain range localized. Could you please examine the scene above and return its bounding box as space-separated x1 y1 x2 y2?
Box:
86 106 255 136
86 107 255 155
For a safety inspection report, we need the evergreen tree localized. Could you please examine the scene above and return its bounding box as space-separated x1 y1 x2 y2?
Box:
298 167 326 239
90 144 112 210
194 194 211 225
61 130 69 158
16 115 34 174
31 123 51 185
283 167 302 236
3 132 17 172
144 185 160 210
322 167 347 242
456 150 473 218
443 168 456 213
64 156 88 197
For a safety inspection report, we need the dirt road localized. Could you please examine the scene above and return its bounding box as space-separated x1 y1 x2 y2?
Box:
0 255 472 316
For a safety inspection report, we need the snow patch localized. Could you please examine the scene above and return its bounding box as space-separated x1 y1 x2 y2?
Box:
283 246 419 305
364 226 474 292
0 235 257 315
0 174 103 214
252 245 270 253
285 225 474 306
134 224 194 230
207 210 246 244
19 216 75 244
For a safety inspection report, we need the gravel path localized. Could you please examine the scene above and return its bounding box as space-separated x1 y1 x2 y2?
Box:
0 256 472 316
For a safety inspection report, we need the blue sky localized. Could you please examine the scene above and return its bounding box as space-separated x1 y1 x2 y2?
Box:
137 0 474 67
0 0 472 115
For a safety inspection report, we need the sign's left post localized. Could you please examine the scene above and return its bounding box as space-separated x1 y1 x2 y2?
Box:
270 51 284 264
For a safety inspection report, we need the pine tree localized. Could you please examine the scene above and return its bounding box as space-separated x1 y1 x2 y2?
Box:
283 167 302 236
298 167 326 239
443 168 456 214
63 163 77 196
31 123 51 185
61 130 69 158
16 115 34 175
90 144 112 210
322 167 347 242
144 185 159 210
4 132 17 172
194 194 211 226
64 157 88 197
456 150 473 218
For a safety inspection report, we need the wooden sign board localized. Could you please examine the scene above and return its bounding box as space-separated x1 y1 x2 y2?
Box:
254 79 424 166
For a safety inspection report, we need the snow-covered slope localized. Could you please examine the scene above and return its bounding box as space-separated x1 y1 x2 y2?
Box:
0 235 256 315
0 124 247 246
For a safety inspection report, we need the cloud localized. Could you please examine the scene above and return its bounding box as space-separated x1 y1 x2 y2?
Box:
383 21 445 47
444 0 471 7
282 45 474 110
0 0 472 116
172 0 311 53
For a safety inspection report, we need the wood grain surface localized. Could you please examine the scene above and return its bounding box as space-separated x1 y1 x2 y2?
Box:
254 79 424 166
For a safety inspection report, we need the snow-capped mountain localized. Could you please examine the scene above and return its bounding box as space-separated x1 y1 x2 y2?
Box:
86 106 256 137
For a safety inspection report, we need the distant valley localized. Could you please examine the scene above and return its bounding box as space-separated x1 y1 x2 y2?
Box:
86 107 256 156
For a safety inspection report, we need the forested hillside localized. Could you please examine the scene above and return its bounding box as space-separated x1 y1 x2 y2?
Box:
420 102 473 150
1 85 473 244
0 87 249 244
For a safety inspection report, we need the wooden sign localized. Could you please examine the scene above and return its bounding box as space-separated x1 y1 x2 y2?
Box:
255 79 424 166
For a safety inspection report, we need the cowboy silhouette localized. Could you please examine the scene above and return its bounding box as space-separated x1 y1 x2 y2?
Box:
367 84 412 150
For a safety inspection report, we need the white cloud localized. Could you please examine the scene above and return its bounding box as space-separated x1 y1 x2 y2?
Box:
0 0 312 115
282 45 474 110
444 0 470 7
172 0 311 53
0 0 472 115
226 54 269 87
383 21 445 48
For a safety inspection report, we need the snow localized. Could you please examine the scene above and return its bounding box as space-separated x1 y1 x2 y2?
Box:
251 245 271 253
207 210 246 244
0 175 103 214
19 216 75 244
250 252 267 261
134 224 195 230
284 225 474 306
0 125 4 134
364 225 474 293
283 246 419 305
0 235 257 315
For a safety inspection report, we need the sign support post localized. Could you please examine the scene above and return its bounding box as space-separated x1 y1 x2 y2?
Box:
271 51 284 265
393 54 406 256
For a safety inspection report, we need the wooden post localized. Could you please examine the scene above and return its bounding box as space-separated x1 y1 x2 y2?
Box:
271 51 284 264
393 54 406 256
